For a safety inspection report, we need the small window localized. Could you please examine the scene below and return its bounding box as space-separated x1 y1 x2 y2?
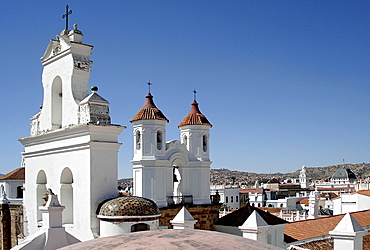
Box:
226 196 228 203
157 131 162 150
136 131 141 150
17 186 23 198
183 135 188 146
236 196 238 202
202 135 207 152
231 196 233 202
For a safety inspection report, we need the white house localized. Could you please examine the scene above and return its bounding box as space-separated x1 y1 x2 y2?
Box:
0 167 25 204
333 190 370 215
210 185 240 210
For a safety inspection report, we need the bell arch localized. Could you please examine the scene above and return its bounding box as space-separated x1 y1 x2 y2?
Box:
51 76 63 129
36 170 47 221
60 167 74 224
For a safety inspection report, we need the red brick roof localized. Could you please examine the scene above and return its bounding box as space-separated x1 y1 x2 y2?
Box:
356 190 370 197
284 209 370 242
130 93 169 122
0 167 25 180
291 234 370 250
178 101 212 127
240 188 264 194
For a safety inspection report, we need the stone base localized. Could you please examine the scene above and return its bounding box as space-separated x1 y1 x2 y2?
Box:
159 203 221 230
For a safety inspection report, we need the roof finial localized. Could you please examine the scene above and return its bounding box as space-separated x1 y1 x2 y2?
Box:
193 89 197 102
62 5 73 31
147 81 152 94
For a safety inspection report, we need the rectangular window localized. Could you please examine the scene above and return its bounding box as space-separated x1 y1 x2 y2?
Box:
236 196 238 202
226 196 228 203
231 196 233 202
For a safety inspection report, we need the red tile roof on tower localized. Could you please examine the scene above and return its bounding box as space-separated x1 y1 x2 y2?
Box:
178 100 212 127
0 167 25 180
130 93 169 122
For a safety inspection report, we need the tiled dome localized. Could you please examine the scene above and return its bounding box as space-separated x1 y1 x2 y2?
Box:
98 196 160 217
130 93 169 122
178 100 212 127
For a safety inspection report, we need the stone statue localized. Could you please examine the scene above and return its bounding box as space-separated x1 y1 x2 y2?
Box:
42 188 55 206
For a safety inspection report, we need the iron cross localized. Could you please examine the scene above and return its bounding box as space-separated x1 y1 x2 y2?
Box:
62 5 73 31
147 81 152 93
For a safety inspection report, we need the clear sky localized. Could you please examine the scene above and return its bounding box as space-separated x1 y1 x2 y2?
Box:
0 1 369 178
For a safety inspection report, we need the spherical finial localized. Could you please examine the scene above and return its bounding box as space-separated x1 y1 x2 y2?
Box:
91 86 98 92
73 23 78 30
39 105 43 110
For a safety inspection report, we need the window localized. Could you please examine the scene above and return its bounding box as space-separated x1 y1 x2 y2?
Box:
183 135 188 147
202 135 207 152
157 131 162 150
136 131 141 150
17 186 23 198
231 196 233 202
226 196 228 203
236 196 238 202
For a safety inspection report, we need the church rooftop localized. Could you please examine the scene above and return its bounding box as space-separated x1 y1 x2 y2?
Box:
178 100 212 127
130 93 169 123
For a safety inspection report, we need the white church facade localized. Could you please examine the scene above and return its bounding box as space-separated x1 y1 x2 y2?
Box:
18 19 213 245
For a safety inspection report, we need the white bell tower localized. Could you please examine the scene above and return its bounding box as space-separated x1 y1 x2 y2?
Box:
131 91 169 207
20 24 125 241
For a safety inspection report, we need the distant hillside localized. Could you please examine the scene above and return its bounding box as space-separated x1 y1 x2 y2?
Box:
211 163 370 186
291 163 370 180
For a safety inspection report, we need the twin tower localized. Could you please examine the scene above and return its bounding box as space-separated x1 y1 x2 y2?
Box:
20 26 212 240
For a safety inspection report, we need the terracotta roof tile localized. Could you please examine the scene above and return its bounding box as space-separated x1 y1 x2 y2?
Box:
130 93 168 122
240 188 264 194
356 190 370 197
292 234 370 250
178 101 212 127
284 209 370 243
0 167 25 180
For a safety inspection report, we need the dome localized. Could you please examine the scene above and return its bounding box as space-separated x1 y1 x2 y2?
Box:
98 196 160 217
130 93 169 122
178 100 212 127
59 229 282 250
331 167 357 181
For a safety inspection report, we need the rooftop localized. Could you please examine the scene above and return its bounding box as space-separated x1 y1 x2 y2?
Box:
284 209 370 243
0 167 25 180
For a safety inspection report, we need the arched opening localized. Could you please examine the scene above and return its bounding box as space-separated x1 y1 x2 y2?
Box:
0 184 4 195
173 166 182 204
156 130 162 150
202 134 208 152
182 135 188 148
135 130 141 150
36 170 47 221
51 76 62 129
17 186 23 198
131 223 150 232
60 168 73 224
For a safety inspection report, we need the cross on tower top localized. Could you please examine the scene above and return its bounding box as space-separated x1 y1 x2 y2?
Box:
62 5 73 31
147 81 152 94
193 89 197 101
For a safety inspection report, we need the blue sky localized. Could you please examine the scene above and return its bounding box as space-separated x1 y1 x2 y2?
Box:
0 1 369 178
